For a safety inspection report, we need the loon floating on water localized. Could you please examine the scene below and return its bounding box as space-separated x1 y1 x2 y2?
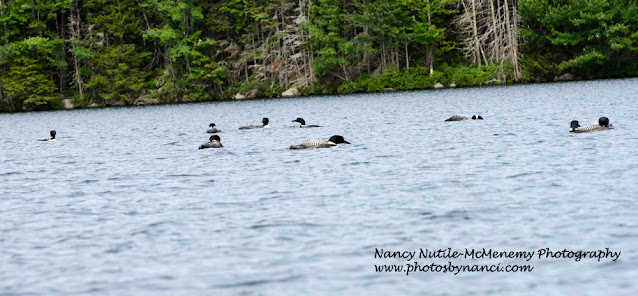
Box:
199 135 223 149
38 130 56 141
239 118 269 129
570 117 614 133
292 118 321 128
445 114 483 121
290 135 350 149
206 123 221 133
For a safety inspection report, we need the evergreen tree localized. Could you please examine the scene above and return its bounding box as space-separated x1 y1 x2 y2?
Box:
0 37 60 110
520 0 638 78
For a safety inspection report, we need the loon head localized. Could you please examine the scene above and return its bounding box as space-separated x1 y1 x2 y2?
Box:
292 117 306 125
210 135 223 147
599 117 610 127
570 120 580 132
209 123 216 128
262 118 269 125
50 130 56 139
472 115 483 120
329 135 350 144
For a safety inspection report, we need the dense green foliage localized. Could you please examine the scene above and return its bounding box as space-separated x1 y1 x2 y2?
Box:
0 0 636 111
519 0 638 80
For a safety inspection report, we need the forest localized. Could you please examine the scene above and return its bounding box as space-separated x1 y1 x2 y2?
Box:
0 0 637 111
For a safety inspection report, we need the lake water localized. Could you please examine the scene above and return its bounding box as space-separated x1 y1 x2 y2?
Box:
1 78 637 295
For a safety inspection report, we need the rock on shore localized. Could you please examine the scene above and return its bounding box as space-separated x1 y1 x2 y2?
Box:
282 87 299 97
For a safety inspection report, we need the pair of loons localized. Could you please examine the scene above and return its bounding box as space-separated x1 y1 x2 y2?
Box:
238 117 320 128
570 117 614 133
199 117 349 150
207 117 319 133
445 114 483 121
206 117 270 133
198 135 350 150
446 114 615 134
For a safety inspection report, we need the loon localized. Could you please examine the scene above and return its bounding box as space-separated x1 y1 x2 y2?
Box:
290 135 350 149
206 123 222 133
445 114 483 121
292 118 321 128
570 117 614 133
199 135 223 149
38 130 56 141
239 118 269 129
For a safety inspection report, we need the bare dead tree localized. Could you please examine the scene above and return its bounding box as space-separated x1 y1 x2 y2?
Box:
68 1 84 98
454 0 521 81
234 0 314 90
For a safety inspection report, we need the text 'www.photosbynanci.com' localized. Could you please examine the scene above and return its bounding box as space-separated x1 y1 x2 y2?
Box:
374 248 621 275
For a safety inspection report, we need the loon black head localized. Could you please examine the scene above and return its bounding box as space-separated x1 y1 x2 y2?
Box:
570 120 580 132
472 115 483 120
292 117 306 125
210 135 223 147
50 130 56 139
262 118 269 125
329 135 350 144
209 123 216 128
599 117 610 127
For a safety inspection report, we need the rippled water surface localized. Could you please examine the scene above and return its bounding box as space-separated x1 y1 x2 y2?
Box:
2 79 638 295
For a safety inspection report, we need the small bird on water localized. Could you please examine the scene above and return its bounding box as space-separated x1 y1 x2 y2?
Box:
38 130 56 141
199 135 223 149
206 123 221 133
239 118 269 129
291 118 321 128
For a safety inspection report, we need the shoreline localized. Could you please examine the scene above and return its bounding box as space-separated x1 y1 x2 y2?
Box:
3 76 635 113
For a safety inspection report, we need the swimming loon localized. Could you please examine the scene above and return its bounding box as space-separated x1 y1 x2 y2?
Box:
239 118 269 129
292 118 321 128
38 130 56 141
290 135 350 149
570 117 614 133
199 135 223 149
445 114 483 121
206 123 221 133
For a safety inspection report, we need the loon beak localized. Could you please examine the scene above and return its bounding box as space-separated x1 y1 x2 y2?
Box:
344 141 351 144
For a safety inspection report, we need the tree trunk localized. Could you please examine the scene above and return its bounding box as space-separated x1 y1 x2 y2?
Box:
428 45 434 75
364 24 370 73
404 36 409 71
245 61 249 82
395 39 400 72
510 0 521 80
57 8 66 93
503 0 520 80
341 53 349 82
381 41 386 73
69 1 84 98
488 0 498 63
471 0 481 67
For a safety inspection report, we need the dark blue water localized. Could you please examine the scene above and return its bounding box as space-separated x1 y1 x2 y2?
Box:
2 78 637 295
